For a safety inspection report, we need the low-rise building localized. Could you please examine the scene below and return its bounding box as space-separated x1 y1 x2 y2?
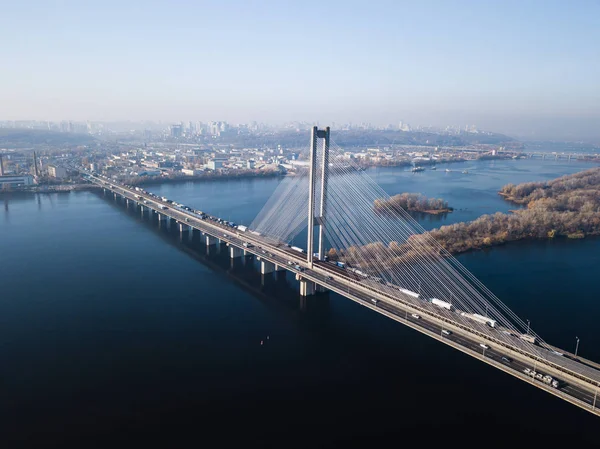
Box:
0 174 34 188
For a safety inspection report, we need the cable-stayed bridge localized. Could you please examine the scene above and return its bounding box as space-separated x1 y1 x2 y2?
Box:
80 127 600 416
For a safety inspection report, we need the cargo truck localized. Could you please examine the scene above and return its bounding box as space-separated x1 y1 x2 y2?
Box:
399 287 420 298
461 312 497 328
431 298 453 310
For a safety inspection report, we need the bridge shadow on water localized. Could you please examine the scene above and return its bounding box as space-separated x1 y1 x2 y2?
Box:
101 192 333 328
86 192 600 449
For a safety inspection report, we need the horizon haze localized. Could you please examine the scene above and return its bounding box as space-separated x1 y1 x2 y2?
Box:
2 0 599 141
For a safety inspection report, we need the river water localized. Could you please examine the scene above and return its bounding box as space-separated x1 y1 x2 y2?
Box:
1 158 599 447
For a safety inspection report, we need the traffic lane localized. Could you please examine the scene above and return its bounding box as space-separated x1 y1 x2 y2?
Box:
105 182 599 406
372 295 594 399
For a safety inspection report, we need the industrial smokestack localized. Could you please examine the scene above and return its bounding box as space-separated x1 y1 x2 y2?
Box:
33 151 39 176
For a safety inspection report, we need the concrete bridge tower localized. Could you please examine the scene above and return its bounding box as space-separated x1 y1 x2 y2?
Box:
306 126 330 268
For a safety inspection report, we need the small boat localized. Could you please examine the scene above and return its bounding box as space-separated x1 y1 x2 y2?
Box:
411 166 425 172
430 166 437 170
462 169 469 174
445 168 451 172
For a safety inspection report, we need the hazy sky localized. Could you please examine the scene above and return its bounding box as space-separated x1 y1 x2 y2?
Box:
2 0 599 140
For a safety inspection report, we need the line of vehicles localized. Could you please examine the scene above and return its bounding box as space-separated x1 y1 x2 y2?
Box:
523 368 561 388
87 173 548 348
88 171 581 401
89 174 552 360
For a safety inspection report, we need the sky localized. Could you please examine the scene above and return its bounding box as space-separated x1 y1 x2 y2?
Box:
1 0 599 140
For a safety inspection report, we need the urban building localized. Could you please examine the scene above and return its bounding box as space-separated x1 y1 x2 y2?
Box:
0 174 34 188
170 124 183 138
207 159 226 170
48 165 67 178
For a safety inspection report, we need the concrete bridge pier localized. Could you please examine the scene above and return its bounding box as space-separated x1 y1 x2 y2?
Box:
157 213 167 229
205 234 217 246
261 260 275 274
178 223 191 240
113 191 118 201
229 245 243 258
140 205 146 219
275 264 286 272
299 279 316 296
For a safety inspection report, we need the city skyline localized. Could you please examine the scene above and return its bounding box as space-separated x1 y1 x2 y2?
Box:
2 1 599 141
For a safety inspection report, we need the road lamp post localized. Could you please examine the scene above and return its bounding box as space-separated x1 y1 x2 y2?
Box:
575 336 580 358
526 319 530 335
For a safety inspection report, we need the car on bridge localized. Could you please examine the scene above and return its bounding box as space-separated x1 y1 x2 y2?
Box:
411 314 420 319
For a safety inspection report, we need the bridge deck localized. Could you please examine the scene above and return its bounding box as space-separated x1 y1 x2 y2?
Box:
87 172 600 417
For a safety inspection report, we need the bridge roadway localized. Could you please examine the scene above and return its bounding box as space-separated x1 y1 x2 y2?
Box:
87 173 600 416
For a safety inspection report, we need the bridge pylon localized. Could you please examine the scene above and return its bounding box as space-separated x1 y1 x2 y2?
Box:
307 126 330 268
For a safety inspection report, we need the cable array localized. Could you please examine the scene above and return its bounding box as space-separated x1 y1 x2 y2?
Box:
249 137 600 381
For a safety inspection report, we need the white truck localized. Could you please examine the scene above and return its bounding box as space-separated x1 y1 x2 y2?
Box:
399 287 420 299
431 298 453 311
461 312 497 328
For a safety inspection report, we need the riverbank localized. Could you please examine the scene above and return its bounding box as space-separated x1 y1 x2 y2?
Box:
0 184 100 195
429 167 600 254
130 170 284 187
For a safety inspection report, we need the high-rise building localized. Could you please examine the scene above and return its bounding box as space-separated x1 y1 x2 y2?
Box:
0 154 4 176
170 124 183 138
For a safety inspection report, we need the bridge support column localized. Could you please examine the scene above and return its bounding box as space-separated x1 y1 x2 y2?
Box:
157 213 166 229
205 234 217 246
275 264 286 272
179 223 192 240
299 279 316 296
261 260 275 274
229 245 243 258
140 206 145 218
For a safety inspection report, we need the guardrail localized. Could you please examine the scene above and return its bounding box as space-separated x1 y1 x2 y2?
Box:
88 173 600 394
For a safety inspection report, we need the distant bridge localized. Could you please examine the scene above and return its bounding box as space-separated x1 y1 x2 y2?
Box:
78 127 600 416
